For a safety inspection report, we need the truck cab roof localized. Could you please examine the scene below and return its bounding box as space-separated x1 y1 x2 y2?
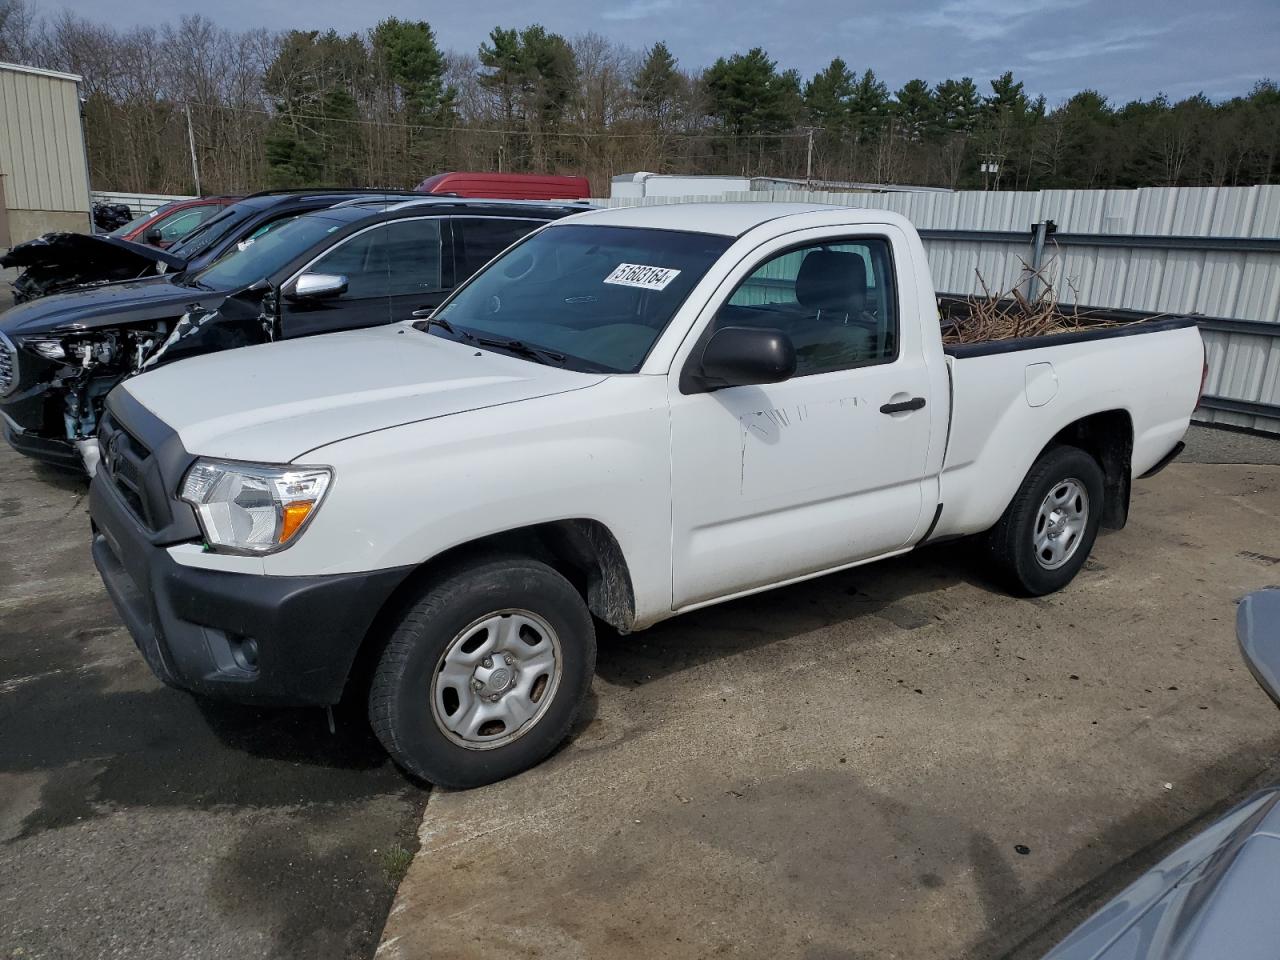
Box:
562 202 910 238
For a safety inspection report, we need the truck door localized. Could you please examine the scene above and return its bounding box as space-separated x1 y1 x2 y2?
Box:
667 228 936 609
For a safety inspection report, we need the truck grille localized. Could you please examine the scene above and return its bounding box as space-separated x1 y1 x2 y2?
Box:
99 411 159 529
0 333 16 396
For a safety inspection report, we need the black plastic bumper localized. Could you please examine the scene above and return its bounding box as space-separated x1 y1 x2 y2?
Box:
2 417 82 470
89 470 413 706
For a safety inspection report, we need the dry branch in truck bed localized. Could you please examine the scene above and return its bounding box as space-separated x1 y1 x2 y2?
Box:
939 256 1149 345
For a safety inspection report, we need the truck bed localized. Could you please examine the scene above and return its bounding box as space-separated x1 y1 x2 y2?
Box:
938 295 1200 358
932 300 1204 541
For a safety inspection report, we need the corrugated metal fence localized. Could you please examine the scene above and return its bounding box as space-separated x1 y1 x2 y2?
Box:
594 186 1280 434
91 191 193 217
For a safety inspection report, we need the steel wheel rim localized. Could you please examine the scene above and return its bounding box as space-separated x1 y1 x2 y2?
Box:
430 609 563 751
1033 477 1089 570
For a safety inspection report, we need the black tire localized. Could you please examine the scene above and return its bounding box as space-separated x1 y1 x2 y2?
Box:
369 555 595 788
986 444 1105 596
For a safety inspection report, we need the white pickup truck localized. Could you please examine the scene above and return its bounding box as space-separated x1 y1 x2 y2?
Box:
88 203 1205 787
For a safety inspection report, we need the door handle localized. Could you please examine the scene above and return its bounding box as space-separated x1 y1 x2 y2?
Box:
411 308 434 319
880 396 926 414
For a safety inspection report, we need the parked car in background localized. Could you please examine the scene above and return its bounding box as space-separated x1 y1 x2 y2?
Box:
0 188 420 304
0 197 583 472
87 203 1204 788
107 196 241 248
416 171 592 200
1040 588 1280 960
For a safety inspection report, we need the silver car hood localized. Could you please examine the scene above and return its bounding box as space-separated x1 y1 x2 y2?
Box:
1044 788 1280 960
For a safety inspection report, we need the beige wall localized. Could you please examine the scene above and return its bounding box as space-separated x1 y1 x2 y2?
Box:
0 63 90 246
5 208 91 245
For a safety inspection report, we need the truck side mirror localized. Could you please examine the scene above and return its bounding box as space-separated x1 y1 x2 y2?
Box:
288 273 349 301
686 326 797 393
1238 589 1280 706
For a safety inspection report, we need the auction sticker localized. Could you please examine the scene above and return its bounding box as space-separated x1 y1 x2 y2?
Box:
604 263 681 290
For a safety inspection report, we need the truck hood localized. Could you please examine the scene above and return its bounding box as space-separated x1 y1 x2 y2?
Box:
0 276 228 336
120 324 608 463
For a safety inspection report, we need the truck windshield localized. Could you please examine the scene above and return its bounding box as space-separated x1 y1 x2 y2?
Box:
433 224 732 373
184 215 343 291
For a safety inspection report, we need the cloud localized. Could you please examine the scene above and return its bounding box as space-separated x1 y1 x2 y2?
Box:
601 0 677 21
910 0 1090 42
1023 23 1172 63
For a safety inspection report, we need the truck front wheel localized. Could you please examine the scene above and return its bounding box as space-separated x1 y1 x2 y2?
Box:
986 444 1105 596
369 555 596 788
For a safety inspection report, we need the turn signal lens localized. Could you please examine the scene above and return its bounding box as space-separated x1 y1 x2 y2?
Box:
280 501 315 544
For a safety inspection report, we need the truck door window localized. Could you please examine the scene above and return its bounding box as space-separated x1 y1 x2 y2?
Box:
715 238 898 376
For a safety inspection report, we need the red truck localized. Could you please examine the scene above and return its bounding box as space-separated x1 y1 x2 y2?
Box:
416 172 591 201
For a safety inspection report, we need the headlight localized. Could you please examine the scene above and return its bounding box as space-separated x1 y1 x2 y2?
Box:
180 459 332 554
22 337 66 360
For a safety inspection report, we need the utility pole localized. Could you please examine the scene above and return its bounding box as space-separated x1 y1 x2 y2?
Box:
805 127 815 187
185 103 202 196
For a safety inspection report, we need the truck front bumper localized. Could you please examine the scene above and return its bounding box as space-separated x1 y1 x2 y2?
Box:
89 470 413 706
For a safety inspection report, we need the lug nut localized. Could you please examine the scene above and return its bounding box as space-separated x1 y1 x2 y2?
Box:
471 679 483 692
504 654 515 665
482 657 493 668
488 693 501 702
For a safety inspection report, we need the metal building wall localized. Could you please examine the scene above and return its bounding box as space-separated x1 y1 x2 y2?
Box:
595 186 1280 433
0 62 91 243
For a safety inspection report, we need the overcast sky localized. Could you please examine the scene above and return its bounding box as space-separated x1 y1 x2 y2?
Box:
46 0 1278 104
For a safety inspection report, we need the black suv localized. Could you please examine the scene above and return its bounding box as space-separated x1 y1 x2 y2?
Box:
0 189 429 303
0 196 585 471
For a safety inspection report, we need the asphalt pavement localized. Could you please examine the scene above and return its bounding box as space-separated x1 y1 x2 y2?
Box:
382 428 1280 960
0 423 1277 960
0 449 428 960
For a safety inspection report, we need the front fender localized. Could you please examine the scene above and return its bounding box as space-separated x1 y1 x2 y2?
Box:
260 376 675 626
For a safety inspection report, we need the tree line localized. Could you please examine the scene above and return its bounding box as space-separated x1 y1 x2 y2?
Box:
1 1 1276 197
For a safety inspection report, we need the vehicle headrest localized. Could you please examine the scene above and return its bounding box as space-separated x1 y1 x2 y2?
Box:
795 250 868 314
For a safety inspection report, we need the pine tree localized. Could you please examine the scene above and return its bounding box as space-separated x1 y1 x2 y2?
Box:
804 57 854 135
633 41 680 126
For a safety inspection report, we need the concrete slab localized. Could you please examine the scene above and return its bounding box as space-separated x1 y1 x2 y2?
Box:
381 462 1280 960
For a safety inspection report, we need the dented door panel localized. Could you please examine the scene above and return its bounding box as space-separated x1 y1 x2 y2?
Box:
668 364 931 608
667 224 937 610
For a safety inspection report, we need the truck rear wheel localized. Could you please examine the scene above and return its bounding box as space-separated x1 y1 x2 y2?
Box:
986 444 1105 596
369 555 596 788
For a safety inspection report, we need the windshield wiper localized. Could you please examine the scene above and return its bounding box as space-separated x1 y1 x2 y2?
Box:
473 334 567 366
412 313 458 335
413 318 566 366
